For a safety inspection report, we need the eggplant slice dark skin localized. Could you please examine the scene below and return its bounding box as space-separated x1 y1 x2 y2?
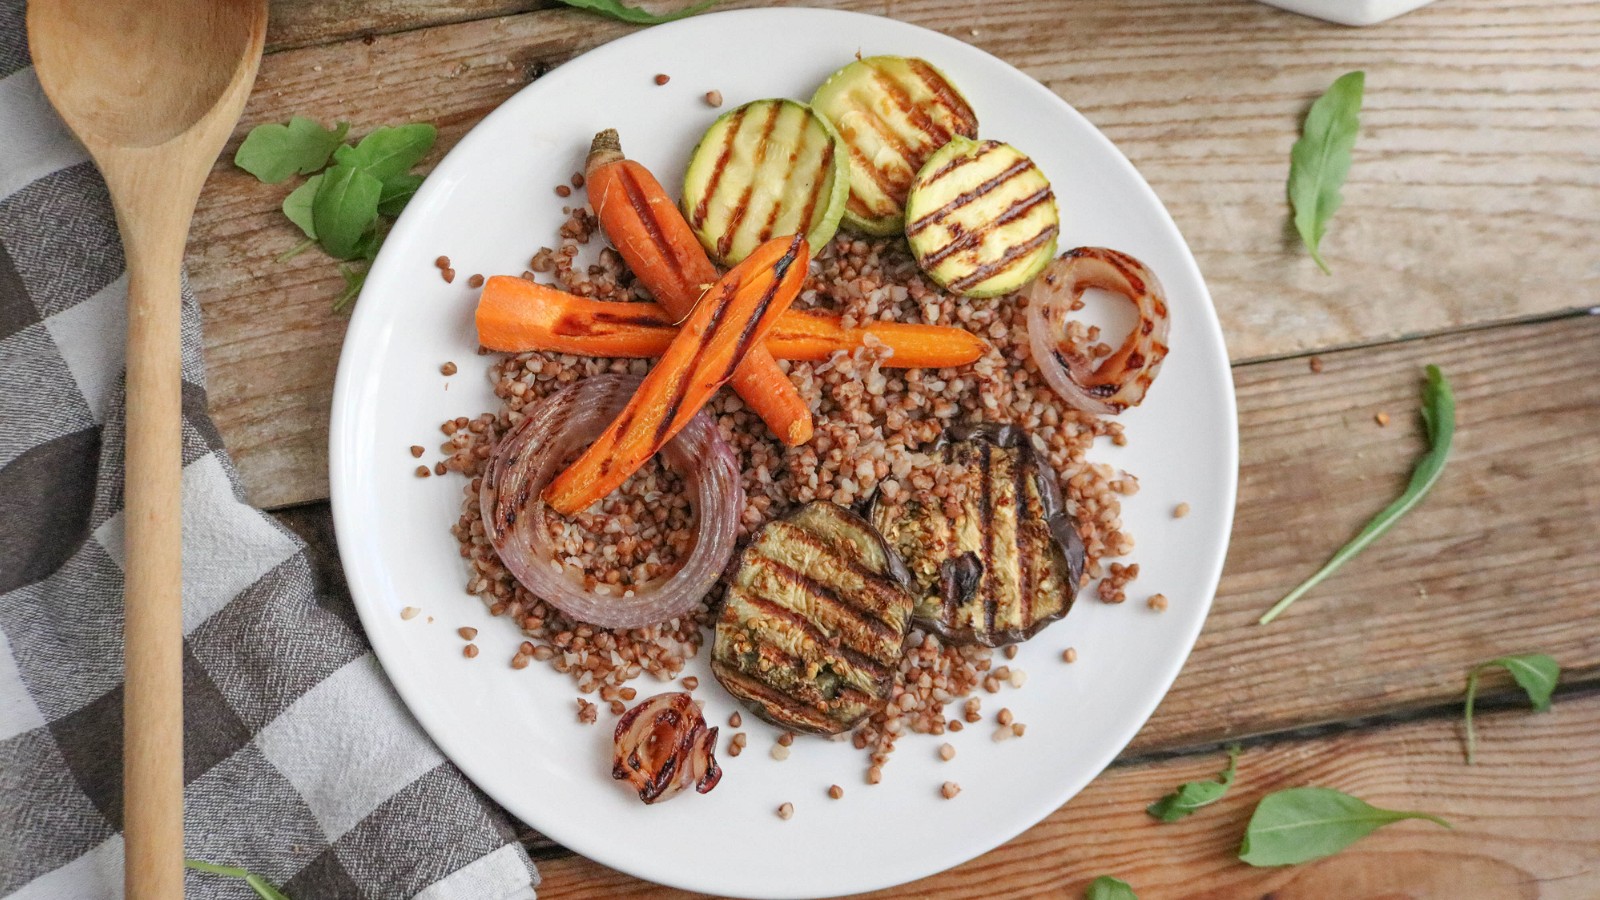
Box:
868 424 1087 646
711 501 916 735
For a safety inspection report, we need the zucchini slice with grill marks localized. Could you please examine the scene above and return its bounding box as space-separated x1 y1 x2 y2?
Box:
711 501 915 735
904 137 1059 297
868 424 1086 646
810 56 979 236
682 98 849 266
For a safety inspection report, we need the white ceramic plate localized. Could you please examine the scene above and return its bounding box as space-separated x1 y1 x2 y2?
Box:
330 9 1237 898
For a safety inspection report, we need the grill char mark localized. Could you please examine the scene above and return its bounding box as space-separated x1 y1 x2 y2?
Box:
977 441 997 637
906 57 978 136
716 103 780 261
759 519 910 631
948 225 1058 293
617 165 685 284
691 105 746 228
906 153 1033 236
794 139 835 245
919 186 1054 269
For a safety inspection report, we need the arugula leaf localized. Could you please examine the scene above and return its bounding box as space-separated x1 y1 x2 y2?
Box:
1463 653 1559 764
1258 365 1453 624
334 264 368 313
311 164 384 260
282 173 322 239
1239 787 1450 867
234 117 349 184
1147 744 1241 822
185 859 294 900
378 173 425 217
554 0 717 25
1288 71 1364 274
1085 876 1138 900
333 124 438 183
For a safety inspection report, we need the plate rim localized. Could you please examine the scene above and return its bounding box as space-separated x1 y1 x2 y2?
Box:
330 8 1239 897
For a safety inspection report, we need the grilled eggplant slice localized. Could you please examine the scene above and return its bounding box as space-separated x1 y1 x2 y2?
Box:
682 98 849 266
810 56 979 236
711 501 915 735
869 424 1086 646
904 137 1058 297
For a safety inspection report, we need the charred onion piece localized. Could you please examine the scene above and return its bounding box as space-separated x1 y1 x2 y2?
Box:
612 692 721 804
869 424 1086 646
711 502 916 735
1024 247 1171 415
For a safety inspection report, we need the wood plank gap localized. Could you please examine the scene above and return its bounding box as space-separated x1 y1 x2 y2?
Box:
1230 306 1600 368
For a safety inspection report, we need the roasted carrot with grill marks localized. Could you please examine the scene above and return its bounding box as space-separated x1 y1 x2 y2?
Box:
544 234 810 516
474 275 987 368
586 129 814 446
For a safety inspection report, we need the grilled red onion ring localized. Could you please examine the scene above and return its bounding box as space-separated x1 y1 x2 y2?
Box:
612 692 721 804
1025 247 1171 416
479 374 742 629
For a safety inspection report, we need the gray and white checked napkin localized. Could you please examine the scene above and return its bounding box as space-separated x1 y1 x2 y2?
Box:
0 3 539 897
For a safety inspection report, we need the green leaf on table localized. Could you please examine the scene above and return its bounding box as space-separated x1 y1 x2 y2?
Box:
553 0 717 25
185 859 295 900
335 264 368 313
1258 365 1453 624
1084 875 1138 900
312 164 384 260
333 123 438 182
1147 744 1241 822
1288 70 1364 274
282 173 322 239
1238 787 1450 867
234 117 349 184
378 173 425 217
1462 653 1559 764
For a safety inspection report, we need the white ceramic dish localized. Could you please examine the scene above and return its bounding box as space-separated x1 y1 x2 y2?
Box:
1256 0 1437 26
330 9 1238 897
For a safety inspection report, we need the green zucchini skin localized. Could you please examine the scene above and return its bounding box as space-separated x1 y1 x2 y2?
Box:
868 424 1086 647
711 501 915 735
681 98 849 266
810 56 979 236
904 136 1059 298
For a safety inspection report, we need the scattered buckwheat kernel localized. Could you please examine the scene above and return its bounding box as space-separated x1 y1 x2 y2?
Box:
681 675 699 690
777 732 794 747
1173 502 1191 518
400 606 420 620
1003 644 1019 660
619 687 637 701
994 725 1014 742
828 784 843 800
554 184 571 198
609 700 626 715
941 781 961 799
1010 669 1028 688
415 466 431 478
511 654 530 670
1063 647 1079 663
1012 722 1027 737
705 90 723 107
771 744 790 761
434 461 446 476
939 743 956 761
654 73 670 85
440 361 458 376
867 765 883 785
949 720 964 732
1375 411 1391 426
997 708 1014 726
457 627 478 640
463 643 479 658
441 267 455 283
409 445 424 458
776 802 794 820
571 172 585 188
1309 355 1324 373
1148 593 1169 612
728 711 742 728
434 255 450 269
467 274 484 289
576 699 597 724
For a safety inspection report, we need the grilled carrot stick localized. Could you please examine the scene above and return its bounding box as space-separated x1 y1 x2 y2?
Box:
586 129 814 446
544 234 810 516
474 275 987 368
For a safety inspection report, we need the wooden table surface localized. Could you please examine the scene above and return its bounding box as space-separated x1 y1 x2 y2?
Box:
197 1 1600 897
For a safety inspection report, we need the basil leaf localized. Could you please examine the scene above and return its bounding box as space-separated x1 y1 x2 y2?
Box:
1258 365 1453 624
554 0 716 25
333 124 437 182
282 173 322 239
1239 787 1449 867
1288 71 1363 274
312 164 383 260
185 859 295 900
1085 876 1138 900
1463 653 1559 763
378 173 425 217
1147 744 1241 822
234 117 349 184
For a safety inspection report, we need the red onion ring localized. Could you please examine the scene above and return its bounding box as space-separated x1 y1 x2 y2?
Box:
1025 247 1171 416
479 373 743 629
612 692 721 804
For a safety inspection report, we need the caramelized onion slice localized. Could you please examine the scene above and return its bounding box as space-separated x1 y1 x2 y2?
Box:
479 373 743 629
1024 247 1171 416
612 692 721 804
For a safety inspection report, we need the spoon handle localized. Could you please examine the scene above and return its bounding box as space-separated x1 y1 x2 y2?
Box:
119 216 188 900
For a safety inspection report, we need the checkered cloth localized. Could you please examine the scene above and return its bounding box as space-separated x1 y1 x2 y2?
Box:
0 5 539 898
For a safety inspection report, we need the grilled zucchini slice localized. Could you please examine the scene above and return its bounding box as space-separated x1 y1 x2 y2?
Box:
904 137 1059 297
869 424 1085 646
711 501 915 735
682 98 849 266
810 56 979 236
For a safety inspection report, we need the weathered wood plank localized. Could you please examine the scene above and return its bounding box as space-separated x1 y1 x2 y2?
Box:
267 313 1600 758
531 690 1600 898
190 0 1600 508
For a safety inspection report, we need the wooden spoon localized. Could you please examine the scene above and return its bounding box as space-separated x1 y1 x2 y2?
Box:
27 2 267 896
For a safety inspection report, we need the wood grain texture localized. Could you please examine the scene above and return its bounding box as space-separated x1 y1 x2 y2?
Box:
187 0 1600 508
532 690 1600 898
